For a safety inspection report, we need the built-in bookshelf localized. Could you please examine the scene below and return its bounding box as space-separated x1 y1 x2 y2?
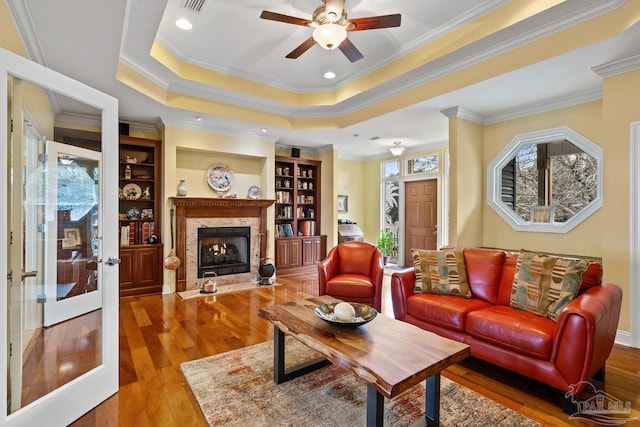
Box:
118 136 163 296
274 155 326 272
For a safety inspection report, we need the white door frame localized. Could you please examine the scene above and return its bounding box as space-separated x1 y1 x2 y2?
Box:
630 121 640 348
0 47 119 425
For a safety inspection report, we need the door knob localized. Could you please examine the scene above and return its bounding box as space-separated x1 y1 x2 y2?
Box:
105 257 121 266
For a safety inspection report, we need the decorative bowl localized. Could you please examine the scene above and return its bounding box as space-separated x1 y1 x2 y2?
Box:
314 302 377 327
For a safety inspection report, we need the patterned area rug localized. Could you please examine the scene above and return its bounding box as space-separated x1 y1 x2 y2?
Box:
181 339 541 426
177 282 281 300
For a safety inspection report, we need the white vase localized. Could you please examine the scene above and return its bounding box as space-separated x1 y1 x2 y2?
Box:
177 179 187 196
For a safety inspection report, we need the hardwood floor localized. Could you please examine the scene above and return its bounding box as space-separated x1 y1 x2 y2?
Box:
60 273 638 426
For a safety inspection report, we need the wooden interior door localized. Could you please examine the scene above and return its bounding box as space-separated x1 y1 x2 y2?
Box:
404 180 438 266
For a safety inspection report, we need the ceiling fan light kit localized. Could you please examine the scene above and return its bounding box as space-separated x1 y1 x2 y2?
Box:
260 0 400 62
313 23 347 50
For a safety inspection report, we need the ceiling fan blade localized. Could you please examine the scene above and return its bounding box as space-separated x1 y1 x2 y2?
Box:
260 10 312 26
347 14 401 31
338 38 364 63
286 37 317 59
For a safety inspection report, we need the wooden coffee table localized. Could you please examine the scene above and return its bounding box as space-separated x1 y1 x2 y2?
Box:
258 295 470 426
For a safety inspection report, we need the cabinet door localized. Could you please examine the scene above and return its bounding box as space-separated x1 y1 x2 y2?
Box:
313 237 325 263
276 238 302 269
302 238 315 266
118 249 135 288
275 239 291 269
288 239 302 268
136 246 161 287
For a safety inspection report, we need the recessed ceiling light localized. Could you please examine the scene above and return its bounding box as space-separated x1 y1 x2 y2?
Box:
176 18 193 30
324 71 336 79
261 128 268 133
195 116 202 121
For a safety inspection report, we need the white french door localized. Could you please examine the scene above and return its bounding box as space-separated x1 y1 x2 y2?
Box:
1 47 119 426
43 141 102 327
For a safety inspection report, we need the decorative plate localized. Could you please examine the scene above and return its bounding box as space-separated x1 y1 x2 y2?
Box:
315 302 377 328
122 183 142 200
126 207 141 219
248 185 261 199
207 163 234 193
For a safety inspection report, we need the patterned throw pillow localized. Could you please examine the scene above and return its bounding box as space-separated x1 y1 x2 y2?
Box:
510 251 556 316
511 250 589 321
544 257 589 321
411 249 433 293
411 249 472 298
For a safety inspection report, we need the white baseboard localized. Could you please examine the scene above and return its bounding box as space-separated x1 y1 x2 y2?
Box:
615 329 633 347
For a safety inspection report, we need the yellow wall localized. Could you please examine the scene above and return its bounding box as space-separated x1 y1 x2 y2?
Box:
449 117 484 247
600 67 640 333
482 101 604 256
335 158 369 242
363 160 382 244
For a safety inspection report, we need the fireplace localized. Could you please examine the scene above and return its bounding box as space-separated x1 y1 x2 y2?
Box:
169 197 275 292
198 226 250 277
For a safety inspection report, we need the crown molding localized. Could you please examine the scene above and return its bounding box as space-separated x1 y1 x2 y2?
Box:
592 54 640 78
440 106 484 123
160 116 276 143
6 0 47 66
484 88 602 124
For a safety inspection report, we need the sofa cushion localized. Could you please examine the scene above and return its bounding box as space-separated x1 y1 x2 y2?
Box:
543 257 590 321
407 294 491 332
497 252 518 306
580 261 603 292
462 248 505 304
510 251 556 316
326 274 375 298
411 249 472 297
466 306 555 360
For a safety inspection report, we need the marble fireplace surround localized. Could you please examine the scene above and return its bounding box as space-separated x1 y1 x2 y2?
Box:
169 197 275 292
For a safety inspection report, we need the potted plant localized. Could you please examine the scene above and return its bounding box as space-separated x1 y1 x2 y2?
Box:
377 228 394 265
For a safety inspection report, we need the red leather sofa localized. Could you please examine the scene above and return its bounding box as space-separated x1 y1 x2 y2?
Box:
390 247 623 397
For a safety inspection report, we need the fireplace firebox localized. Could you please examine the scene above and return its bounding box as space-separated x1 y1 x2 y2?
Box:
198 226 250 277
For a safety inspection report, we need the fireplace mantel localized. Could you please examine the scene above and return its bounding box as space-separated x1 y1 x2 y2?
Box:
169 197 275 291
170 197 276 209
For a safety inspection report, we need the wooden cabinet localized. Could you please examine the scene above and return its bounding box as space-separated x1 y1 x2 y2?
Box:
118 245 163 296
118 136 163 296
275 238 302 270
274 155 326 273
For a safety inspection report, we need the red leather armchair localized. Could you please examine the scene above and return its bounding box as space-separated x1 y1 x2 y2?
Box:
318 241 384 311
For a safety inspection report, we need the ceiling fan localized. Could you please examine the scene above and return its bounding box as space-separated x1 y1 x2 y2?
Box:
260 0 401 63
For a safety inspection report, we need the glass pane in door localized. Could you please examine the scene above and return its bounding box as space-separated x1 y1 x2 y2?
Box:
8 83 103 413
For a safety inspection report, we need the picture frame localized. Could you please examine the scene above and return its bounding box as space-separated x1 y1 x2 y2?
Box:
531 205 554 224
62 228 81 248
337 195 348 214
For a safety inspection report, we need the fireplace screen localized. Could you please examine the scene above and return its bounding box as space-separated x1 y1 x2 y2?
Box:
198 226 250 277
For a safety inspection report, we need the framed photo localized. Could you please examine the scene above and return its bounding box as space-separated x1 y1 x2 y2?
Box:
531 205 554 223
62 228 81 248
338 195 348 214
141 208 154 220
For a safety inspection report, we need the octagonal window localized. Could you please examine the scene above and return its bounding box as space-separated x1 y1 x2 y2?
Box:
487 126 602 233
